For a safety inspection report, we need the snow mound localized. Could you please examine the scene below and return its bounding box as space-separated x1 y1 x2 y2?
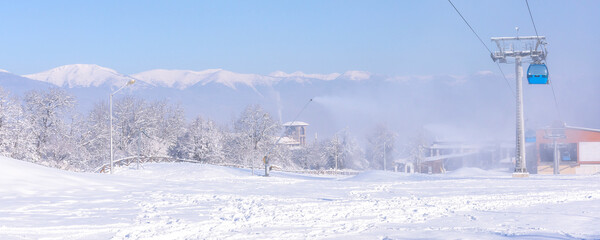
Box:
0 156 113 195
116 162 251 181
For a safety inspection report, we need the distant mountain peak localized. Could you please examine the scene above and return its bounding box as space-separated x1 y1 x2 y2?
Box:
23 64 137 88
339 70 371 81
132 69 280 90
0 69 10 73
204 70 278 89
131 68 222 90
268 71 341 81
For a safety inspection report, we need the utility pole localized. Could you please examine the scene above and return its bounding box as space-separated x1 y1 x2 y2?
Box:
334 134 339 171
137 129 142 170
553 140 558 174
383 142 387 171
109 79 135 174
491 30 547 178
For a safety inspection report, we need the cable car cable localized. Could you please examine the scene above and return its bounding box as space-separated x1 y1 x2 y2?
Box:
525 0 562 120
525 0 540 41
447 0 515 97
548 74 562 119
526 0 543 55
494 64 513 97
447 0 491 54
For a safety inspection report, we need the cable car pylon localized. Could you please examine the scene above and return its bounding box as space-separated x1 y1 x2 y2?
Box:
490 29 548 178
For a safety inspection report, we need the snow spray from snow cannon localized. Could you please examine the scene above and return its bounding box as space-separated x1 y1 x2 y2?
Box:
263 98 313 177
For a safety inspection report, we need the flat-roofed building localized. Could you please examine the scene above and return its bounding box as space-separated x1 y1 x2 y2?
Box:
535 125 600 175
282 121 309 147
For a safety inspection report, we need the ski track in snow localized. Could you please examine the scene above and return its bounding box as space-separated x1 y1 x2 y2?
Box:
1 161 600 239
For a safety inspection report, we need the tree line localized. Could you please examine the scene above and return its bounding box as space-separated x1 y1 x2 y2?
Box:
0 87 419 172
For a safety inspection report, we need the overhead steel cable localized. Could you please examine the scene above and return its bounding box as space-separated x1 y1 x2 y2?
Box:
447 0 491 53
547 76 562 120
525 0 540 39
447 0 515 97
526 0 546 56
525 0 562 120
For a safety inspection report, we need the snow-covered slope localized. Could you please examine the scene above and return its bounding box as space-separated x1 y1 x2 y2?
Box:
0 156 116 193
0 71 56 95
23 64 139 88
2 156 600 239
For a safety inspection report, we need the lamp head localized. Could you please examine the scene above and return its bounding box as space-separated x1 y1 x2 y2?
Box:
127 79 136 85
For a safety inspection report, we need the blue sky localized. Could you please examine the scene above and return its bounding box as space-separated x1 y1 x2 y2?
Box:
1 0 598 78
1 0 599 136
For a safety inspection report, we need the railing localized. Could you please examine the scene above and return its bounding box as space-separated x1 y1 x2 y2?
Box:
96 156 361 176
283 169 360 176
95 156 201 173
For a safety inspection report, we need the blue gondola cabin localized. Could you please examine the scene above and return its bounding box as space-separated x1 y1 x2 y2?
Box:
527 64 549 84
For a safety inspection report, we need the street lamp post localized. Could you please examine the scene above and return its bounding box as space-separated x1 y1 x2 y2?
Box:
383 141 386 171
109 79 135 174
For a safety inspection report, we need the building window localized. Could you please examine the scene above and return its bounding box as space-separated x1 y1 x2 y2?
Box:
540 143 578 162
561 143 577 161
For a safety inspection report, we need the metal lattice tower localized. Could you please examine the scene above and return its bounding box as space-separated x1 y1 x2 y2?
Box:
490 31 547 178
544 123 566 175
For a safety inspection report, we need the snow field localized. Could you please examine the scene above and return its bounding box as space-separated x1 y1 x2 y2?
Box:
1 156 600 239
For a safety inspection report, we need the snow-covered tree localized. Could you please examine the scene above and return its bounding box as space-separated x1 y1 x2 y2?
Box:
169 116 224 163
112 96 185 160
77 102 110 170
291 141 327 169
22 88 76 168
228 104 280 169
322 130 366 170
0 87 35 160
153 100 186 156
0 87 18 156
365 123 396 170
399 127 434 173
267 140 296 170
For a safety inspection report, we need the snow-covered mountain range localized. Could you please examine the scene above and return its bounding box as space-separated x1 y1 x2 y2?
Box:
1 63 585 141
0 64 392 138
16 64 373 90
